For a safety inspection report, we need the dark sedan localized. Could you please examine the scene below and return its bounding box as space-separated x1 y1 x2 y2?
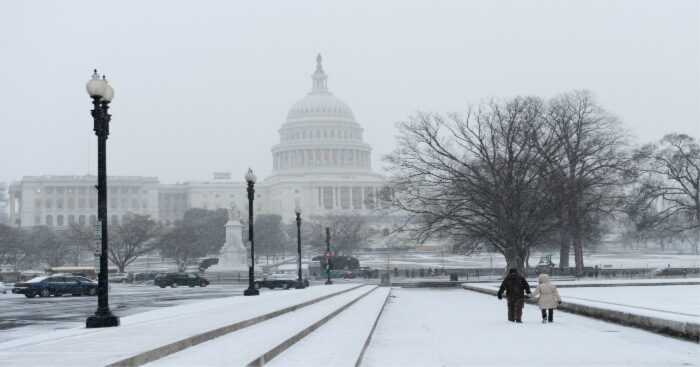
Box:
253 273 309 290
154 272 209 288
12 275 98 298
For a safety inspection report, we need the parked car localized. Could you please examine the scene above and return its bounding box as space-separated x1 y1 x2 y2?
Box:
12 275 98 298
253 273 309 290
0 281 6 294
330 270 357 279
154 272 209 288
653 267 687 276
108 273 129 283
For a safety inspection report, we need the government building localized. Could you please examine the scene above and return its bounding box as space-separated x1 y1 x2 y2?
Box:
8 55 388 229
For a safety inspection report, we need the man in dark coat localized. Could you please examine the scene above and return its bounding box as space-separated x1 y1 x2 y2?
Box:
497 268 531 323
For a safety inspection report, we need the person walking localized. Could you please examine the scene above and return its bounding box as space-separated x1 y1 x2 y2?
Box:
497 268 531 323
527 274 562 323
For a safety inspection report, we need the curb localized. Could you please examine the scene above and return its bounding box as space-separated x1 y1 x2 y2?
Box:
551 281 700 288
245 285 379 366
391 281 461 288
107 284 365 367
462 284 699 342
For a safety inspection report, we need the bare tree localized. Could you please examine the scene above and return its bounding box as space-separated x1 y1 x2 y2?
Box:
158 226 206 272
61 223 93 266
242 214 290 263
384 97 560 272
304 215 376 255
536 90 630 275
633 134 700 253
32 226 67 268
0 224 37 271
109 214 162 272
177 208 228 255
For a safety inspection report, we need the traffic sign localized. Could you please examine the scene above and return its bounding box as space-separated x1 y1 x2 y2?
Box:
330 243 339 248
94 239 102 256
94 256 100 273
324 251 332 259
93 221 102 239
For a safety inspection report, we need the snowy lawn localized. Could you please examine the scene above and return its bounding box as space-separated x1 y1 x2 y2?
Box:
562 285 700 317
362 288 700 367
466 281 700 323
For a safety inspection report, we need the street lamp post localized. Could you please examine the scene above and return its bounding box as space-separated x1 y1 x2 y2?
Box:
244 169 259 296
85 70 119 328
325 223 333 285
294 207 305 289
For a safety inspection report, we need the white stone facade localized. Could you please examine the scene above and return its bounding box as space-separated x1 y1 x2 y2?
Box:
8 55 386 228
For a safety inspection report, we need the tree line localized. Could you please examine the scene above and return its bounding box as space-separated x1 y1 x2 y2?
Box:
0 197 376 273
383 90 699 276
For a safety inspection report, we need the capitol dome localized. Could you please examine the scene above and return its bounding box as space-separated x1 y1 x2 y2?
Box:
270 54 373 176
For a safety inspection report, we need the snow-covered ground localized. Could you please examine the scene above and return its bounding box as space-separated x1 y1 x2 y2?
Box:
90 250 700 275
357 251 700 270
563 285 700 316
465 281 700 325
1 283 698 366
362 288 700 367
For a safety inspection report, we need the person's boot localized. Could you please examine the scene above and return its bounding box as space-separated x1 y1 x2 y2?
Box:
516 320 522 323
542 318 547 324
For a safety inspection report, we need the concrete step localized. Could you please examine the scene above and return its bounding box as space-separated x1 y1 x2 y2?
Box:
267 287 391 367
145 285 379 366
0 284 365 367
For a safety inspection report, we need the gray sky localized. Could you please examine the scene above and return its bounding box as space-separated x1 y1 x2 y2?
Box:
1 0 698 185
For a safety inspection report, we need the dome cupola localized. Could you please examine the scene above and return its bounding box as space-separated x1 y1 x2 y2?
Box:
270 54 373 177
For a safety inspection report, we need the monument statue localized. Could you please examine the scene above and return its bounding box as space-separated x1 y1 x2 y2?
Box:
208 204 247 271
229 203 242 222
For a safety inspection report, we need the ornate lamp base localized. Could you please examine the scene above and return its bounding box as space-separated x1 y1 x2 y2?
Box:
86 314 120 328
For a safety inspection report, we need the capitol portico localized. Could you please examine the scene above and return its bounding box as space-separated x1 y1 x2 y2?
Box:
8 55 387 228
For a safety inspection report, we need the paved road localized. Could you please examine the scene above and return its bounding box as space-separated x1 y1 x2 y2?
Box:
0 283 248 343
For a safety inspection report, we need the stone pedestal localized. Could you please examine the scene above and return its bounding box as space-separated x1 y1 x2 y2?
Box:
208 219 248 272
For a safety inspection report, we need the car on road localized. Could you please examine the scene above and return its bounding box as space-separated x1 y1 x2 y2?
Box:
108 273 130 283
253 273 309 290
653 267 687 276
330 270 357 279
12 275 98 298
154 272 209 288
0 281 6 294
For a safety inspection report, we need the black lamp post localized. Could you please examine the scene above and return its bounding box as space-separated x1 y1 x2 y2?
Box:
85 70 119 328
294 207 305 289
243 168 259 296
325 223 332 285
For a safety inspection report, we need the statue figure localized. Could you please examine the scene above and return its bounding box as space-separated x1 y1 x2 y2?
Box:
229 203 241 222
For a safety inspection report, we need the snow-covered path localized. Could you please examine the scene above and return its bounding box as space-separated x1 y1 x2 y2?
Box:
362 288 700 367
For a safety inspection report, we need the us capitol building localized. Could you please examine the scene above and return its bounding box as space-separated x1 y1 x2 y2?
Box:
8 55 388 229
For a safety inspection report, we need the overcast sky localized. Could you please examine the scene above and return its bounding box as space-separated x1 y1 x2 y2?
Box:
0 0 697 186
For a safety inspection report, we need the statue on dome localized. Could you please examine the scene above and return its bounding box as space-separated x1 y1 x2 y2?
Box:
315 53 324 73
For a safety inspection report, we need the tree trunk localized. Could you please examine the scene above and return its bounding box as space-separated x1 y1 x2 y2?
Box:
572 234 585 277
504 249 525 275
559 229 570 267
525 250 530 268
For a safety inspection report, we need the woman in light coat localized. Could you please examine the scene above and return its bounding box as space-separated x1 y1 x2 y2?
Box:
527 274 562 323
